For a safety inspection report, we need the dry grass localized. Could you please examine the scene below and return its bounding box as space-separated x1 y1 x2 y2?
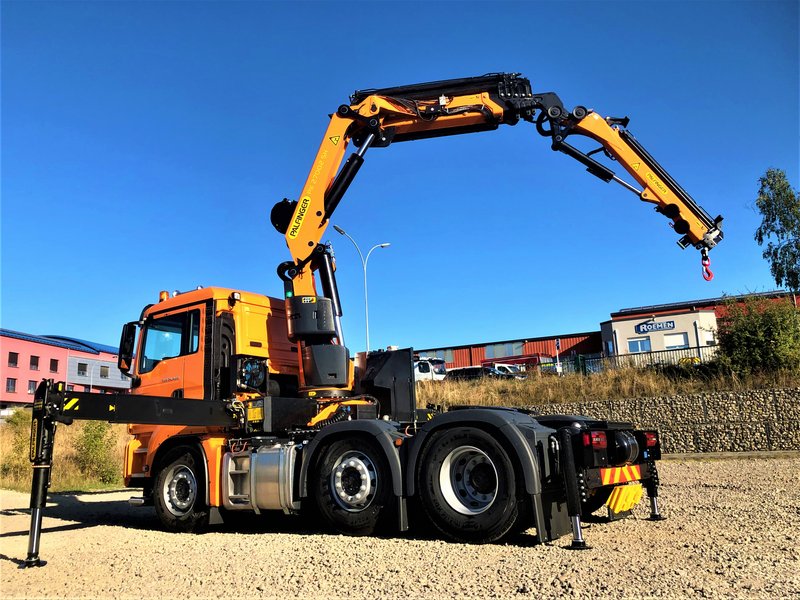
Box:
0 410 128 493
415 367 800 409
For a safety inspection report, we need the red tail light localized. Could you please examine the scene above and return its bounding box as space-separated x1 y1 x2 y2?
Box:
644 432 658 448
582 430 607 450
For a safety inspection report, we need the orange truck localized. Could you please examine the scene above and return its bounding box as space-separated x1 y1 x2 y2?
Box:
25 73 723 567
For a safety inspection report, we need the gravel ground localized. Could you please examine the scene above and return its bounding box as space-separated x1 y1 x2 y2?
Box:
1 456 798 599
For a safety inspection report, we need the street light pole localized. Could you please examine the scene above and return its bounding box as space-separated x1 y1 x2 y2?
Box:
333 225 390 353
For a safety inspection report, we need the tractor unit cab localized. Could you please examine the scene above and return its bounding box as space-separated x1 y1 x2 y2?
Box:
118 287 299 403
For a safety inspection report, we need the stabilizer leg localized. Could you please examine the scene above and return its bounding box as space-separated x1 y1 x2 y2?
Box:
558 428 591 550
22 380 62 568
646 461 666 521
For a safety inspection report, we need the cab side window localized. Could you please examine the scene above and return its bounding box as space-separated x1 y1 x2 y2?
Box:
140 310 200 373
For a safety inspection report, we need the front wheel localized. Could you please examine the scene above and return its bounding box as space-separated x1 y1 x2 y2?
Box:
416 427 521 543
154 446 209 533
312 438 392 536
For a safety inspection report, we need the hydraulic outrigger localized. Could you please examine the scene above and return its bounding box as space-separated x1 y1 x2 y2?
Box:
25 380 237 567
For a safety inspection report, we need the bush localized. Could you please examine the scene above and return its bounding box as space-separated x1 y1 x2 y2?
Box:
716 296 800 375
74 421 120 485
0 409 32 481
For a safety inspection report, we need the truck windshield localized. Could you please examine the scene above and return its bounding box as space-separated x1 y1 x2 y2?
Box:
432 361 446 375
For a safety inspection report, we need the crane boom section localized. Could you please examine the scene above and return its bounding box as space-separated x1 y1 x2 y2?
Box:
573 113 720 250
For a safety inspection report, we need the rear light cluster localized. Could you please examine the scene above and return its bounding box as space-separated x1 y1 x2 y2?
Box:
579 428 660 467
582 431 607 450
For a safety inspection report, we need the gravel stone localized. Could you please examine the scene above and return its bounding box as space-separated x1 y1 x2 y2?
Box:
2 456 798 599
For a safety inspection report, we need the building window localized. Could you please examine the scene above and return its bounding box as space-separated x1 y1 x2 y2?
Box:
28 380 37 394
50 358 59 373
77 363 88 376
425 349 453 363
627 337 651 353
8 352 18 368
83 386 90 392
6 378 16 393
66 385 74 391
605 340 615 355
484 342 524 360
705 331 717 346
30 355 40 371
664 332 689 350
100 366 109 379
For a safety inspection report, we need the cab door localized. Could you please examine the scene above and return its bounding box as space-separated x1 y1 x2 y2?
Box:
136 306 205 399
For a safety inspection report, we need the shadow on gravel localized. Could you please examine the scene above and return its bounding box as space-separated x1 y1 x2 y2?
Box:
0 553 27 567
1 492 547 548
1 491 160 539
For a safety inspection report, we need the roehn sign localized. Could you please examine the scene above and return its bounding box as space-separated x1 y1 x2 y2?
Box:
635 320 676 334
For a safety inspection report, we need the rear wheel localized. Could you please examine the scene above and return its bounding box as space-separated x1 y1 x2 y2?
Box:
154 446 209 533
312 438 392 536
416 427 521 543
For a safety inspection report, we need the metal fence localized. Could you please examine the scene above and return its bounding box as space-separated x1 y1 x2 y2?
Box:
539 345 718 375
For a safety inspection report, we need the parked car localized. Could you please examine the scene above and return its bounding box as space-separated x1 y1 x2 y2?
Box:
444 366 516 382
489 363 527 379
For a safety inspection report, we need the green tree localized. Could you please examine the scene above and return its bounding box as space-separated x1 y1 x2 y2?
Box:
716 296 800 375
755 168 800 294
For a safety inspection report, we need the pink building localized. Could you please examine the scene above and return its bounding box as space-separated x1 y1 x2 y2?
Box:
0 329 130 409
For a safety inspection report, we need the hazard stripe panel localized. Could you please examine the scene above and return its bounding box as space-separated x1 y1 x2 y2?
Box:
600 464 642 486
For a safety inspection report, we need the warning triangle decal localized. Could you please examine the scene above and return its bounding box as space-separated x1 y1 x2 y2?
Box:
329 136 340 146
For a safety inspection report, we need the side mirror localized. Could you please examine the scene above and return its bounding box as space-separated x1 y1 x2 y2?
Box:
118 322 138 374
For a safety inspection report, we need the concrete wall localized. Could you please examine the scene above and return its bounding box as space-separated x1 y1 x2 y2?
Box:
529 388 800 453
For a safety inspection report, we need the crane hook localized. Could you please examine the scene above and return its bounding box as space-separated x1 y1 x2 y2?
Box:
701 250 714 281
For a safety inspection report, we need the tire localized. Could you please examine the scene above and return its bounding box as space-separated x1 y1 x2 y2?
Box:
416 427 521 543
581 487 613 519
154 446 209 533
312 438 392 536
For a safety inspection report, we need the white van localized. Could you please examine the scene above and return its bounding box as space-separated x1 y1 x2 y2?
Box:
414 357 447 382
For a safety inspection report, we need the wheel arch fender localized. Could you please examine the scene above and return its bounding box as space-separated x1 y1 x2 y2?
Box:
298 420 404 499
405 409 542 497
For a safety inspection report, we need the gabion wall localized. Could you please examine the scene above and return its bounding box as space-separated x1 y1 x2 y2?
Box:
528 388 800 453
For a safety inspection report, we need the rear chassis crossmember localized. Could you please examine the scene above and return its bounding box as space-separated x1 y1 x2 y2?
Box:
557 428 665 549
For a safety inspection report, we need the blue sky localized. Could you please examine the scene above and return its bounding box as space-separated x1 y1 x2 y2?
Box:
2 1 798 352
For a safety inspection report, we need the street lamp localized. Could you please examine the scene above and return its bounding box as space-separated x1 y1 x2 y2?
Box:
333 225 390 353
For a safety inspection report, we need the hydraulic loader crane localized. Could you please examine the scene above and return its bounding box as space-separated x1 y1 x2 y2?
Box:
25 73 722 567
268 72 722 400
271 72 723 294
